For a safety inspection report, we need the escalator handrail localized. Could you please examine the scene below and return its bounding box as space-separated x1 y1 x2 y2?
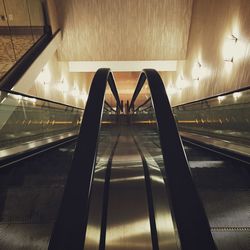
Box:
107 72 122 111
134 97 152 112
129 69 217 250
48 68 121 250
0 28 53 90
0 0 52 90
104 100 117 113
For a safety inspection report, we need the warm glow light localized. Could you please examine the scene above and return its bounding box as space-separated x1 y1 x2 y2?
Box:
71 86 79 97
30 98 37 104
218 95 226 103
176 75 190 89
12 94 22 101
230 22 246 61
35 64 51 85
194 79 199 88
166 84 178 95
233 92 242 100
58 77 68 94
222 35 238 62
81 91 88 103
192 61 211 81
23 96 37 104
23 97 30 101
192 62 202 80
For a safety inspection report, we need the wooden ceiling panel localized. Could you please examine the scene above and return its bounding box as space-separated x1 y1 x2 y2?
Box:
55 0 193 61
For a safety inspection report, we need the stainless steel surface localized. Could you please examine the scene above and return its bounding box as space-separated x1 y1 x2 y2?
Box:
84 131 117 250
105 134 152 250
135 137 180 250
84 126 179 249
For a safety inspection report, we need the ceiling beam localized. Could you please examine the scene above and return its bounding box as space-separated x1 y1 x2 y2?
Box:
69 61 177 72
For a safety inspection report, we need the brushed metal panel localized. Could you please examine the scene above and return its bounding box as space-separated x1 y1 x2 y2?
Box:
138 143 180 250
84 132 117 250
105 135 152 250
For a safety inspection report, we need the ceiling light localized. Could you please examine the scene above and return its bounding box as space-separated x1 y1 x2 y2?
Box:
192 62 202 80
35 64 51 85
223 34 238 62
71 86 79 97
58 77 68 94
176 75 190 89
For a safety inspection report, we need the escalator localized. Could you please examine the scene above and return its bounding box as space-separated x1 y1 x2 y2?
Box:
132 127 250 250
85 125 179 250
0 69 249 250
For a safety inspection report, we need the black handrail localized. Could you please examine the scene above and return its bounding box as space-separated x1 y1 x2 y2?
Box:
0 28 53 90
104 100 117 113
48 68 121 250
134 97 152 112
129 69 217 250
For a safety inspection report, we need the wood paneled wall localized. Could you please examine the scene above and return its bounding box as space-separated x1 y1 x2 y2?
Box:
165 0 250 106
45 0 60 33
54 0 193 61
0 0 44 27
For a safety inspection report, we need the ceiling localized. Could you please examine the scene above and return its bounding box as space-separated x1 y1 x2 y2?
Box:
52 0 194 106
54 0 193 61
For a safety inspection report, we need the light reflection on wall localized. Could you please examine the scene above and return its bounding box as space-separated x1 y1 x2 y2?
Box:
233 91 242 101
34 61 88 108
165 1 250 106
217 95 226 104
176 75 190 90
192 61 211 81
35 64 51 85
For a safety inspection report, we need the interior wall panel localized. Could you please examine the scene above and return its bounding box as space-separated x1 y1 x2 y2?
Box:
54 0 193 61
46 0 60 33
4 0 30 26
165 0 250 106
